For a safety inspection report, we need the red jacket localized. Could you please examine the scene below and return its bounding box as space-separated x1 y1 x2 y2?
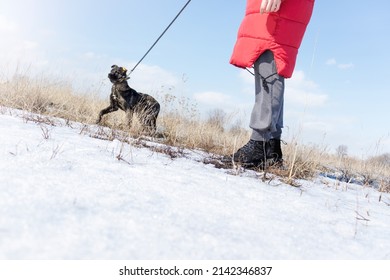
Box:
230 0 315 78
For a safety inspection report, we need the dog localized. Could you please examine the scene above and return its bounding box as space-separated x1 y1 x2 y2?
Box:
97 65 160 134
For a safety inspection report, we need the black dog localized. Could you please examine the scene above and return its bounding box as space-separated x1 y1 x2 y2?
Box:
97 65 160 134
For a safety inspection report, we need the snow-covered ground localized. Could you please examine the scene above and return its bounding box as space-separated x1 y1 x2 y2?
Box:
0 108 389 260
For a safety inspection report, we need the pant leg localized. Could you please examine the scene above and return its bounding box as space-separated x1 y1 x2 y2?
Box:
250 50 285 141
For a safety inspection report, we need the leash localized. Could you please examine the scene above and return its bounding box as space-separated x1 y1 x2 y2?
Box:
127 0 192 78
246 67 278 92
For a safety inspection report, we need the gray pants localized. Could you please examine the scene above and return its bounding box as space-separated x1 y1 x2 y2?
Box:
250 50 285 141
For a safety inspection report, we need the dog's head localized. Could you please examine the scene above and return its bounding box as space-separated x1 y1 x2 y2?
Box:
108 65 128 83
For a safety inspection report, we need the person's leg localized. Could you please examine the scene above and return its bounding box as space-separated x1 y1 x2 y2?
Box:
268 98 284 165
232 50 284 167
250 50 284 142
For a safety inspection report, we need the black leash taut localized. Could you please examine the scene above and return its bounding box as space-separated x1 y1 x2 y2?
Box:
246 67 255 76
127 0 192 77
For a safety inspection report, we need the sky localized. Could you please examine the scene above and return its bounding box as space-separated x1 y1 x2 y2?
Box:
1 0 389 157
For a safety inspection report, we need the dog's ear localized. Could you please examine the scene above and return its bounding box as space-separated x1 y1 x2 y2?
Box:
120 67 127 74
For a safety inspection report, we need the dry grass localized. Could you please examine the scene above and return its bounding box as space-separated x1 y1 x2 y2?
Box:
1 74 389 191
0 75 103 124
157 95 250 155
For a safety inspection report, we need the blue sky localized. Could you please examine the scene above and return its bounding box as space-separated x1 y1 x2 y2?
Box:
1 0 389 157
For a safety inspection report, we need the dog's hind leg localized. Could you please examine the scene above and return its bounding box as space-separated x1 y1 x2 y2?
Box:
143 118 155 135
145 112 159 135
150 118 157 134
125 109 134 128
151 103 160 133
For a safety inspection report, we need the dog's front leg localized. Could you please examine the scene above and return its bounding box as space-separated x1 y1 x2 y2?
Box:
96 104 118 123
97 88 121 124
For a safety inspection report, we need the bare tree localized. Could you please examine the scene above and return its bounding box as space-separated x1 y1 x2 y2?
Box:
368 153 390 166
206 109 227 132
336 145 348 158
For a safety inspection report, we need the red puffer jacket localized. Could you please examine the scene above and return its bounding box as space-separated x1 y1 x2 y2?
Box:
230 0 315 78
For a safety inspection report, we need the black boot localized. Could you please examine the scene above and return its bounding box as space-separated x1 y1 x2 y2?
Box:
232 139 266 167
266 138 283 166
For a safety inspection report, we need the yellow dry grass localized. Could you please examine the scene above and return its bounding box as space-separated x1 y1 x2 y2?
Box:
1 74 389 191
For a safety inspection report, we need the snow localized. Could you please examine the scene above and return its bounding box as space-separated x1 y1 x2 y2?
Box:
0 108 389 260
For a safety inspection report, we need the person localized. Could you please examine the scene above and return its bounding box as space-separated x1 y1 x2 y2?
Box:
229 0 315 168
